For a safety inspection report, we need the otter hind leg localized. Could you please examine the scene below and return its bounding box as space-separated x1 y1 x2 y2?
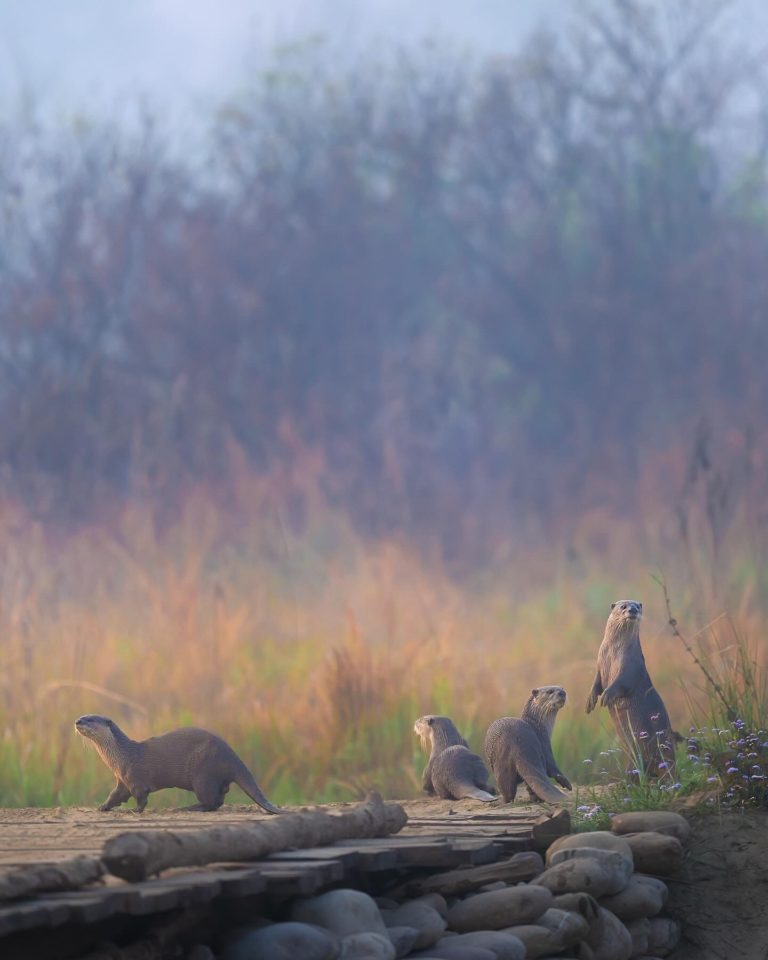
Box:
496 763 521 804
189 777 228 811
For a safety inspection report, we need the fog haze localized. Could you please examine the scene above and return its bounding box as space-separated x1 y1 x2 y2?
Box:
1 1 593 112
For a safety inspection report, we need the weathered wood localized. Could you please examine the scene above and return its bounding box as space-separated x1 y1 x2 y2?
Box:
389 850 545 898
258 859 346 896
531 808 572 852
0 856 104 901
73 904 206 960
102 792 407 882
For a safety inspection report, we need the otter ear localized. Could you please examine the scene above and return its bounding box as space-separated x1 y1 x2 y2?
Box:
427 717 434 726
637 602 643 611
610 602 616 610
531 688 539 697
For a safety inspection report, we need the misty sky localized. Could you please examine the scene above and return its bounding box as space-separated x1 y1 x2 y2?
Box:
0 1 586 116
1 1 764 122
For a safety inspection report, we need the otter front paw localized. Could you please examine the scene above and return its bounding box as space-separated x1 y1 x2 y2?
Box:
600 686 621 708
97 802 113 812
586 693 598 714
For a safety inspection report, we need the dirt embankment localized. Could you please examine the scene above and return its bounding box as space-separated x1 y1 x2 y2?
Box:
670 809 768 960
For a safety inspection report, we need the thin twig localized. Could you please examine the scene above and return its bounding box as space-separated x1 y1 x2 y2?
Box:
651 573 736 722
36 680 148 716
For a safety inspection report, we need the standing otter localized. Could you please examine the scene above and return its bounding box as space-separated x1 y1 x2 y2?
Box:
75 715 283 813
585 600 676 776
485 686 572 804
414 715 496 802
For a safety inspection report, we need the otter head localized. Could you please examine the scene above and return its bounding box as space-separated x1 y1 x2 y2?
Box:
524 685 567 734
414 715 441 753
608 599 643 628
414 715 466 753
74 715 124 748
529 685 567 714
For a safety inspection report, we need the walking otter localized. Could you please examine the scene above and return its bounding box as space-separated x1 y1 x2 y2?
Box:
585 600 676 776
75 715 283 813
414 715 496 802
485 686 572 804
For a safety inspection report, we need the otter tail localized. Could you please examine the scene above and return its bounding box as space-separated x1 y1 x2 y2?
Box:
233 761 284 814
459 787 498 802
516 759 568 804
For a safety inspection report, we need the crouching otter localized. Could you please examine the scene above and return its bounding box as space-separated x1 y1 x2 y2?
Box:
485 686 572 804
586 600 676 776
414 715 496 802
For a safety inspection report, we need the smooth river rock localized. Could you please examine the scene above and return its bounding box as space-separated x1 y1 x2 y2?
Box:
646 917 681 957
547 831 634 868
340 932 396 960
599 874 668 921
621 833 684 876
447 884 553 932
221 922 340 960
385 925 419 958
381 901 446 947
531 858 625 898
609 811 690 844
292 889 388 938
545 847 633 893
434 930 526 960
584 907 633 960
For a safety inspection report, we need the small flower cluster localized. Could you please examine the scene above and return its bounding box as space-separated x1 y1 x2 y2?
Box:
689 719 768 808
576 803 604 820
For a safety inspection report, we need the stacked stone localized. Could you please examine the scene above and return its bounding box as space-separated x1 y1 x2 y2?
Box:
220 810 688 960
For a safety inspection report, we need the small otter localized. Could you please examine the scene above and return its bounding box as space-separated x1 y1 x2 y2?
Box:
75 715 283 813
485 686 572 804
414 715 496 802
586 600 676 776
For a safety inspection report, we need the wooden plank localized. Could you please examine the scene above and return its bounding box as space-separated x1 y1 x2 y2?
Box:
0 898 71 937
269 847 362 866
205 866 268 898
145 873 223 905
40 888 133 924
328 845 398 871
258 859 345 897
389 850 545 899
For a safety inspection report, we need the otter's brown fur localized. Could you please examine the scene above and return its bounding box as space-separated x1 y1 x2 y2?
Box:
414 715 496 802
585 600 676 776
75 715 282 813
484 686 572 804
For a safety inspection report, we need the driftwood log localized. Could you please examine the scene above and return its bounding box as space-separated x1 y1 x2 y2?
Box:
390 850 544 898
102 792 407 882
0 856 104 902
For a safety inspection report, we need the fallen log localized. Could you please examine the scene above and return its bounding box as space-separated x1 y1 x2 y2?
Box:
0 856 104 902
102 792 407 882
390 850 544 898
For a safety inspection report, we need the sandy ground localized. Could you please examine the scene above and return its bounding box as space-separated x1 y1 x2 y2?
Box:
669 808 768 960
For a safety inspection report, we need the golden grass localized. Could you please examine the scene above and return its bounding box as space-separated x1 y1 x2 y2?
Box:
0 476 764 808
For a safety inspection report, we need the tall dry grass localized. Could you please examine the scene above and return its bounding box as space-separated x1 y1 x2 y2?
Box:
0 450 765 808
